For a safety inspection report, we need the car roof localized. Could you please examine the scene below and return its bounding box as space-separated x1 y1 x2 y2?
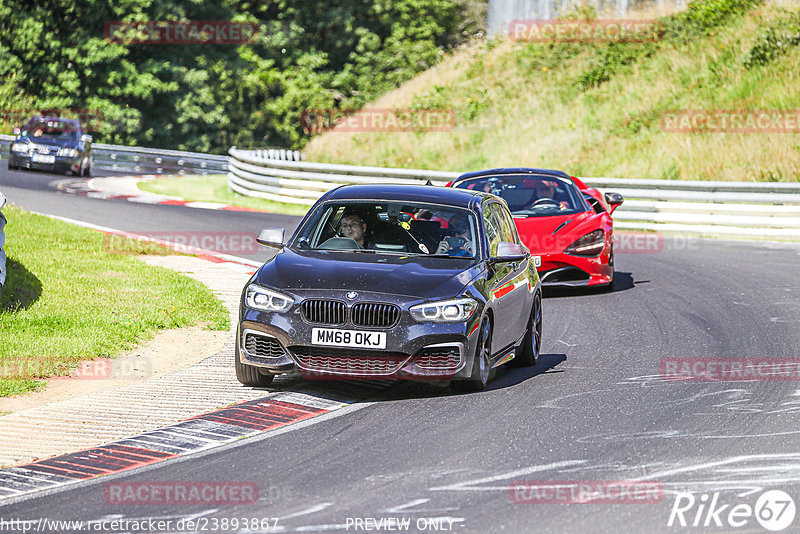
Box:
454 167 573 183
28 116 81 125
322 184 491 210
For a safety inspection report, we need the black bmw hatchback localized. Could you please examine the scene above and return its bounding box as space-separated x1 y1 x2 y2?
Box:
236 184 542 392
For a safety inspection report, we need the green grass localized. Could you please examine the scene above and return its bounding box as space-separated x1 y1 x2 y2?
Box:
0 205 230 397
304 0 800 182
137 174 310 216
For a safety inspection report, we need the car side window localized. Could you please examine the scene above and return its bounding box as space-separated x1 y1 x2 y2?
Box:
482 204 501 257
491 203 520 245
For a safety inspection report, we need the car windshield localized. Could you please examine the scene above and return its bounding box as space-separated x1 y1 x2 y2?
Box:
21 118 79 140
292 201 478 258
455 175 587 217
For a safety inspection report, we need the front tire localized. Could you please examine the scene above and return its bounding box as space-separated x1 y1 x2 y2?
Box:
510 291 541 367
600 247 615 292
451 317 492 393
235 333 275 387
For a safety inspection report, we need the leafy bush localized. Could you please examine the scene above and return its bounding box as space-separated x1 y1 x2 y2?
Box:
574 0 762 91
662 0 764 41
744 11 800 67
0 0 484 152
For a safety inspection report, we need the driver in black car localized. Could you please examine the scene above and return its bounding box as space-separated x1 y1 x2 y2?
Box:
339 211 372 248
534 180 569 210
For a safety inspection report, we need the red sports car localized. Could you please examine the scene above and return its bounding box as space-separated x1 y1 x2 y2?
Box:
449 168 623 290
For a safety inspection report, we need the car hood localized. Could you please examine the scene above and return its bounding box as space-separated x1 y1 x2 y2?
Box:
514 210 598 253
255 248 482 299
16 135 77 148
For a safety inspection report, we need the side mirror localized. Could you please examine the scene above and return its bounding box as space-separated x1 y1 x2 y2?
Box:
81 134 93 143
604 192 624 214
491 241 528 263
256 227 285 249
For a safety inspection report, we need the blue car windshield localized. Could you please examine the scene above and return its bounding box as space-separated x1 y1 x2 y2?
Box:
22 118 79 140
292 201 479 258
455 175 588 217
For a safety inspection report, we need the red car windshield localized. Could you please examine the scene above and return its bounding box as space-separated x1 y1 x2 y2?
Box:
456 175 588 217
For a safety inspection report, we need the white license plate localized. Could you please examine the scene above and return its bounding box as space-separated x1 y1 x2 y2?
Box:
533 255 542 267
312 328 386 349
32 154 55 164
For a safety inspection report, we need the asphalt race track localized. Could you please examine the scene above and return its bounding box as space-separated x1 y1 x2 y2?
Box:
0 167 297 264
2 167 800 533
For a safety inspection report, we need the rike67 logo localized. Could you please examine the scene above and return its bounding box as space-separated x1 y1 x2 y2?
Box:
668 490 796 531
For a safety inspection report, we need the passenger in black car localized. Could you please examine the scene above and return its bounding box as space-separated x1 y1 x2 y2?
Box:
436 214 474 257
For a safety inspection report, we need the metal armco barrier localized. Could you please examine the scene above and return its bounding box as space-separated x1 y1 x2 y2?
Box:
3 133 798 241
228 146 457 205
1 134 227 175
0 189 6 287
581 178 800 240
228 149 800 241
91 143 227 175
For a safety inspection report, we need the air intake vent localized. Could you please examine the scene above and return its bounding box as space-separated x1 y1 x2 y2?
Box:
244 333 286 358
291 347 407 376
415 346 461 369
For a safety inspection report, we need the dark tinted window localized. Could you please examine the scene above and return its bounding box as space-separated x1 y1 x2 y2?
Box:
491 203 520 244
22 118 81 140
293 200 478 258
482 203 502 257
456 174 589 217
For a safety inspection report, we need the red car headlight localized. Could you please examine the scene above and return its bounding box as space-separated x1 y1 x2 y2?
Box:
564 229 605 257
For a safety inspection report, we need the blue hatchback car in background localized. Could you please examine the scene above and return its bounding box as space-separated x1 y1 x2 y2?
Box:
8 116 93 176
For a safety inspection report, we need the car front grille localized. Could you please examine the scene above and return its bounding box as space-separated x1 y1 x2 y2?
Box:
351 303 400 328
291 347 408 376
300 299 400 327
301 299 347 325
34 144 58 155
244 332 286 358
415 346 461 369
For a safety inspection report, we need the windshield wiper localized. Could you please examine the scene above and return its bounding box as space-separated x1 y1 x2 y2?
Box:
421 253 474 259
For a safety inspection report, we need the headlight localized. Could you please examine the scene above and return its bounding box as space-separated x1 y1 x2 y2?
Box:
58 147 79 157
564 229 605 256
11 143 29 154
245 284 293 312
410 297 477 323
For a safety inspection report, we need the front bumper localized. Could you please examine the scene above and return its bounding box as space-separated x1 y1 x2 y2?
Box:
9 152 82 174
238 289 481 380
536 251 613 287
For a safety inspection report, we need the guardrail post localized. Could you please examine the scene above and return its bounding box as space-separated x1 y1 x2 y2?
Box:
0 190 7 287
